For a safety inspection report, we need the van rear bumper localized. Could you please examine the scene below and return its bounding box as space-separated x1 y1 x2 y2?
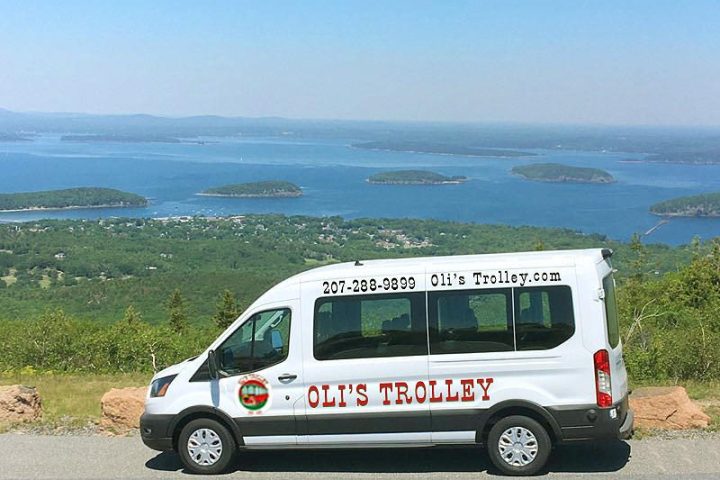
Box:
140 412 175 451
549 395 633 442
618 408 634 439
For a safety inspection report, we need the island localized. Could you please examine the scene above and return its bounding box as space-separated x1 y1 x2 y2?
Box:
61 134 182 144
0 187 148 212
353 141 534 158
650 192 720 217
511 163 615 184
368 170 467 185
199 181 303 198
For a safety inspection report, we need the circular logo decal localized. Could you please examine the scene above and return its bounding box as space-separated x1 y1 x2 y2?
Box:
238 375 270 412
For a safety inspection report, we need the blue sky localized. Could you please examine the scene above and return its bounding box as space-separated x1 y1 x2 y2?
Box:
0 0 719 125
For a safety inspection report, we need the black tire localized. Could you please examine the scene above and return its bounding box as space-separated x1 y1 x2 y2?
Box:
487 415 551 476
178 418 237 475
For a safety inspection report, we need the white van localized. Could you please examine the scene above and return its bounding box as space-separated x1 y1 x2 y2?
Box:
141 248 633 476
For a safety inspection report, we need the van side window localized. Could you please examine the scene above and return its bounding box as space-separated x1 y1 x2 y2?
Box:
515 286 575 350
602 275 620 348
314 293 427 360
428 289 514 354
217 308 291 375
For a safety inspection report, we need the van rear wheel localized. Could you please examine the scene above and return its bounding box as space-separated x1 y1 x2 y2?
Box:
487 415 551 476
178 418 236 475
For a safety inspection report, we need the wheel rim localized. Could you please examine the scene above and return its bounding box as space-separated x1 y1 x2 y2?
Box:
187 428 223 466
497 426 538 467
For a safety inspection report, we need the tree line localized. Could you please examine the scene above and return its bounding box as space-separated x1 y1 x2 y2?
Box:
2 241 720 381
0 289 239 374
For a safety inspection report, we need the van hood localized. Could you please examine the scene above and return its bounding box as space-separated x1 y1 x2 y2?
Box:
152 355 198 380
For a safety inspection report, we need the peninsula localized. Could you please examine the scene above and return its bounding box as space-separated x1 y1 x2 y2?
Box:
640 152 720 165
61 134 182 144
512 163 615 184
353 141 534 158
368 170 467 185
0 187 148 212
650 192 720 217
0 133 32 142
200 181 303 198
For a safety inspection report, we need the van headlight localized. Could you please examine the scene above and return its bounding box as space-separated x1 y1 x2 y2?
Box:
150 375 177 398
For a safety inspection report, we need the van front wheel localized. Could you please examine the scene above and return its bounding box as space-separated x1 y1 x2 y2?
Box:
487 415 551 476
178 418 236 475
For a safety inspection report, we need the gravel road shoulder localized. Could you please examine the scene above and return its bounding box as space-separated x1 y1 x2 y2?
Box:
2 433 720 479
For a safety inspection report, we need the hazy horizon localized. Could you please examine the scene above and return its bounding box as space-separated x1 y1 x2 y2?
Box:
2 1 720 127
5 106 720 131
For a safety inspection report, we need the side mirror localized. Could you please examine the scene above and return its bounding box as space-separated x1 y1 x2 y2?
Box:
207 349 219 380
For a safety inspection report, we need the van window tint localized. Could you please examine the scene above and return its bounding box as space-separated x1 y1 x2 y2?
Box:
515 286 575 350
603 275 620 348
314 293 427 360
217 308 291 375
429 289 514 354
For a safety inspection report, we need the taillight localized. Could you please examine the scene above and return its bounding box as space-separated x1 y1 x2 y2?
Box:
594 349 612 408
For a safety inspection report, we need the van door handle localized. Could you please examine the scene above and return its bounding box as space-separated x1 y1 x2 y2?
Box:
278 374 297 383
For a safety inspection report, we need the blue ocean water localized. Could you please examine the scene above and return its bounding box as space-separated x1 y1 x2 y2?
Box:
1 135 719 246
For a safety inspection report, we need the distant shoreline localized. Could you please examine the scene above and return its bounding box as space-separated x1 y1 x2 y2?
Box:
510 172 615 184
620 160 720 166
350 142 535 158
366 179 465 185
650 212 720 218
0 203 146 213
196 192 303 199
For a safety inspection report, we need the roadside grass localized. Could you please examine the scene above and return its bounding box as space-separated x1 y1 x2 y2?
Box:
1 373 718 434
0 372 150 428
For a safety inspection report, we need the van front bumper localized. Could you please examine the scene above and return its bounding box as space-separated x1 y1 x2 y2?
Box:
549 395 634 442
139 412 175 451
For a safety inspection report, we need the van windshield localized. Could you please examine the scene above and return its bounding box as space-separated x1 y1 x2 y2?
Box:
602 275 620 348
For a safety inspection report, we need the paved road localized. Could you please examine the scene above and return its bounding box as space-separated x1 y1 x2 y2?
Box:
1 434 720 479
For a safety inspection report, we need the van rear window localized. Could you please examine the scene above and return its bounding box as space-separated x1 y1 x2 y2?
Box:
603 275 620 348
428 285 575 354
515 286 575 350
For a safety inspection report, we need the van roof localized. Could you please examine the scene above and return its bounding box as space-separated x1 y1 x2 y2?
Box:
292 248 608 284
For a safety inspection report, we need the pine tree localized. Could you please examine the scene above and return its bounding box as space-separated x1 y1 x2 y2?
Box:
166 289 187 333
122 305 141 325
629 233 647 281
213 290 239 330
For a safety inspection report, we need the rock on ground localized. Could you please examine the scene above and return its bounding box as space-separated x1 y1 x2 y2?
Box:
100 387 147 434
0 385 42 423
630 386 711 430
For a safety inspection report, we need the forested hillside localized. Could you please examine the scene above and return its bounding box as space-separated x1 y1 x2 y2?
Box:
0 214 716 381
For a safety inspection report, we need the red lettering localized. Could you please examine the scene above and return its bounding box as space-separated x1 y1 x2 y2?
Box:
395 381 412 405
477 378 493 401
460 379 475 402
337 384 348 407
308 385 320 408
321 384 336 407
445 379 459 402
356 384 368 406
379 382 394 405
415 381 427 403
428 380 443 403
